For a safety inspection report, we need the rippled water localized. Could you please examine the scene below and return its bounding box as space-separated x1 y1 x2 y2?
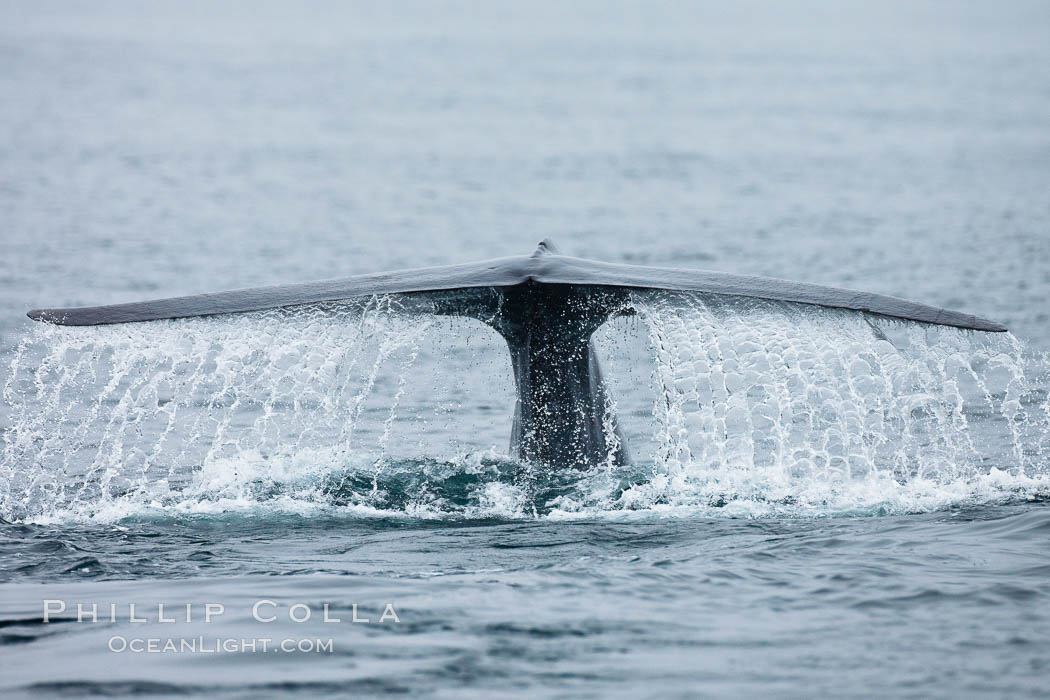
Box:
2 1 1050 697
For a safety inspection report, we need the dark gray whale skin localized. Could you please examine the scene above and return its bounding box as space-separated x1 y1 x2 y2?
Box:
28 239 1006 332
27 240 1007 467
419 278 633 467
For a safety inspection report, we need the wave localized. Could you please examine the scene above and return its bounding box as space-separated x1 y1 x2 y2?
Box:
7 447 1050 525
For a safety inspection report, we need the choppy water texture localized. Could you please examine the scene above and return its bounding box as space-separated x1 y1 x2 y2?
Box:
2 1 1050 697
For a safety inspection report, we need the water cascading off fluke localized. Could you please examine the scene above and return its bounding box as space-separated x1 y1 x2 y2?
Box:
25 239 1007 469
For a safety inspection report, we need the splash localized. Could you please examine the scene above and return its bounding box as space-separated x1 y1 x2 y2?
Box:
596 293 1050 518
2 292 1048 522
1 298 443 521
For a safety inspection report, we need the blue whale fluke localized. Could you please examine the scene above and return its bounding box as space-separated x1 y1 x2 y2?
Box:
27 240 1006 467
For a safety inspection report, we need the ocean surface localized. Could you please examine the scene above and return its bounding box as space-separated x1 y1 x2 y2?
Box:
2 1 1050 697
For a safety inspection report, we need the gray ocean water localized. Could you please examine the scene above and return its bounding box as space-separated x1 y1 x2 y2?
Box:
2 1 1050 697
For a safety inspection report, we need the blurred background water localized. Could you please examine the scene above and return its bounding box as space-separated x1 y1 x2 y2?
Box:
1 1 1049 697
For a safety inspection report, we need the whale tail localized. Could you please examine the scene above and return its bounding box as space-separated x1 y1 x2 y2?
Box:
27 240 1006 467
